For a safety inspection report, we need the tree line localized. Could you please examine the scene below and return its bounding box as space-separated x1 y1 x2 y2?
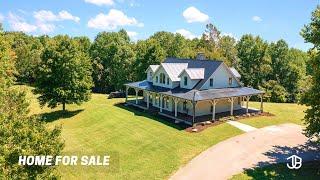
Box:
2 24 310 105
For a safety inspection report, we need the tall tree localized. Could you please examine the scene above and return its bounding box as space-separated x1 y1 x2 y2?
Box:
134 39 166 81
237 34 271 88
218 35 238 67
34 35 93 111
5 32 43 83
90 30 135 92
0 32 64 179
300 6 320 142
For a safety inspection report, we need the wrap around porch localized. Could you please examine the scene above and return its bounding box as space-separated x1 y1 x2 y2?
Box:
125 86 264 126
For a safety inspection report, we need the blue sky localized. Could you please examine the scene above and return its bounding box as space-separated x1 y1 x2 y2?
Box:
0 0 318 51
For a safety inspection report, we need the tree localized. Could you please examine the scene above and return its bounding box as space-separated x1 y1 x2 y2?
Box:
237 34 271 88
218 35 238 67
0 32 64 179
90 30 135 92
5 32 43 83
134 39 166 81
259 80 288 103
34 35 93 111
300 5 320 142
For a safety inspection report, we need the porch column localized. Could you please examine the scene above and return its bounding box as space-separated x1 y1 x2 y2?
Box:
146 91 150 109
160 94 163 112
174 98 179 117
192 101 196 126
125 86 129 102
135 88 139 104
210 99 217 121
259 94 264 112
228 97 234 116
246 96 251 114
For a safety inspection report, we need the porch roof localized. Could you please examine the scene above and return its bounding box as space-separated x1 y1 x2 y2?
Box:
125 80 263 101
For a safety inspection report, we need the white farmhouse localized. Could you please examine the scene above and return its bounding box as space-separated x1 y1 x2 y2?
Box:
125 54 264 126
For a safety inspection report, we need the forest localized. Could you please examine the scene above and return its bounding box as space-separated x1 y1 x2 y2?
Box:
1 23 311 104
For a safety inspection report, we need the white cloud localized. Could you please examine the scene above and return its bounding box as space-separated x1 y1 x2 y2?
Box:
183 6 209 23
87 9 143 30
175 29 198 39
84 0 114 6
58 10 80 22
0 13 4 22
252 16 262 22
37 23 55 33
127 31 137 38
8 12 37 32
34 10 80 23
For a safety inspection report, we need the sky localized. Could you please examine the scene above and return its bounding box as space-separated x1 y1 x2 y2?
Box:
0 0 318 51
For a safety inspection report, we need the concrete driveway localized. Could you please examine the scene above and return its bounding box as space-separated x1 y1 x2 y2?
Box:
170 123 320 180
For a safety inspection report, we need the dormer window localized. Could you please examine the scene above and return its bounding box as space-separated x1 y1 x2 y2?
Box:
209 78 213 87
160 73 166 84
184 76 188 86
228 77 233 85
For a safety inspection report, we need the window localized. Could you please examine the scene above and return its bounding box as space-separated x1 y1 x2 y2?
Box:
238 97 241 105
184 76 188 86
156 76 158 83
209 78 214 87
160 73 166 84
228 77 233 85
210 104 213 112
183 101 187 111
167 77 169 85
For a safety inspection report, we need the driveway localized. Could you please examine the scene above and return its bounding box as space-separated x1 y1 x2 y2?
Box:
170 123 320 180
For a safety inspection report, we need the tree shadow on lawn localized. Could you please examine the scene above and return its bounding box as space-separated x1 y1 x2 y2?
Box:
241 140 320 179
38 109 84 122
114 102 188 131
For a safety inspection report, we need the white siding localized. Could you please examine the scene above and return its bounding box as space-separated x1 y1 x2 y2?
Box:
152 66 175 88
146 69 153 82
195 98 242 116
143 92 243 116
179 71 200 89
201 64 240 90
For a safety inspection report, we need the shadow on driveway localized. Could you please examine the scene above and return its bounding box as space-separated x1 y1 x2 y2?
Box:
241 140 320 179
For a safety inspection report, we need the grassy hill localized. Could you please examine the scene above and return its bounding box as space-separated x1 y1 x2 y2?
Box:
19 85 307 179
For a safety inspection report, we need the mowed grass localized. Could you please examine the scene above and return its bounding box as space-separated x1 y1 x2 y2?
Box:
19 85 308 179
238 102 307 128
20 85 243 179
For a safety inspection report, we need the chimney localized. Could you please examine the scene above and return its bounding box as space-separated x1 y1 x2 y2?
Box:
196 52 205 60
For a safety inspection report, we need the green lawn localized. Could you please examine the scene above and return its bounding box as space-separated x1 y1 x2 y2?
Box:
20 85 242 179
231 161 320 180
238 102 307 128
18 85 308 179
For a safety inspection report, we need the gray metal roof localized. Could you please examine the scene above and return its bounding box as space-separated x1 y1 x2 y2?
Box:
125 80 263 101
163 58 223 89
179 68 205 79
229 67 241 78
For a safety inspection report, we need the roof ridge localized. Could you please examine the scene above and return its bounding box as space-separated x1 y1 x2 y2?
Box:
166 57 224 62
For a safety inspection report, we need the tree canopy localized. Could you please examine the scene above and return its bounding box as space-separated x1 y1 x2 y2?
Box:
34 35 93 111
300 5 320 142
